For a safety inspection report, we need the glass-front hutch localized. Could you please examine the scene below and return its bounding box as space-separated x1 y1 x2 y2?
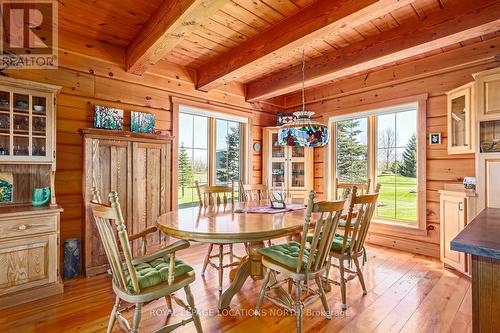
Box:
446 82 475 154
263 127 313 201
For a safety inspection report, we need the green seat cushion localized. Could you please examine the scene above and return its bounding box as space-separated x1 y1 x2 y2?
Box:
306 233 352 252
258 242 310 270
125 256 193 293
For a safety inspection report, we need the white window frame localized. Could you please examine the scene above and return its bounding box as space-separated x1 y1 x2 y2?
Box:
326 95 427 235
172 98 250 208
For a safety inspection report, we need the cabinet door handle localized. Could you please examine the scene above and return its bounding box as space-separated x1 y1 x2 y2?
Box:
458 202 463 211
18 224 27 230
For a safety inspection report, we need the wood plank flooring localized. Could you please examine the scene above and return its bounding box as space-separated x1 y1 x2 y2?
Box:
0 243 472 333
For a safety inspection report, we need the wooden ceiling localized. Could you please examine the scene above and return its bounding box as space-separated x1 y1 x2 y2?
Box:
60 0 500 104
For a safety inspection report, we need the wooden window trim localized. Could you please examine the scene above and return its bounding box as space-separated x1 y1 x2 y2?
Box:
326 94 428 236
172 97 250 208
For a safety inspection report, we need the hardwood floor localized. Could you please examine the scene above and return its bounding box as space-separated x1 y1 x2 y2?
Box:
0 243 471 333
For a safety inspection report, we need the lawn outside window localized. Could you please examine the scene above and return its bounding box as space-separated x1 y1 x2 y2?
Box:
329 96 427 233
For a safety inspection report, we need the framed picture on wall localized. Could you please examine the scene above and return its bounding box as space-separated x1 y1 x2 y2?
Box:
131 111 156 133
429 132 441 145
0 172 13 203
93 106 124 130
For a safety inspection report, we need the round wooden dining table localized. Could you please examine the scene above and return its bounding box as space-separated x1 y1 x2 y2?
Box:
156 200 312 309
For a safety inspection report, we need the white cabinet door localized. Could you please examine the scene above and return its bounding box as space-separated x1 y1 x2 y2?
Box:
440 195 467 273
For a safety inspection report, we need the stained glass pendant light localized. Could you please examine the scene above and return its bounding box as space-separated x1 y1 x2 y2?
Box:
278 51 329 147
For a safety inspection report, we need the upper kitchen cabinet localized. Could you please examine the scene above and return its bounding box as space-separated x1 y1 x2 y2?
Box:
446 82 475 154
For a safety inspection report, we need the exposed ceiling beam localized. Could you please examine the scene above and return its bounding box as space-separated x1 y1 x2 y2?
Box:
246 0 500 101
126 0 230 75
196 0 413 91
284 36 500 108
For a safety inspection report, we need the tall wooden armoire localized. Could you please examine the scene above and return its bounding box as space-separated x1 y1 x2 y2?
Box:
81 129 172 276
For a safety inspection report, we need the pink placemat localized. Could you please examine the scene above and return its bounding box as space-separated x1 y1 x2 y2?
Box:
245 204 306 214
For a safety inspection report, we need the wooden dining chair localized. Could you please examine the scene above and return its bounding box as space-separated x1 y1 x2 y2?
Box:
335 178 371 199
337 182 381 230
324 186 379 310
241 184 269 202
241 183 272 247
255 191 346 333
195 180 241 291
90 191 202 333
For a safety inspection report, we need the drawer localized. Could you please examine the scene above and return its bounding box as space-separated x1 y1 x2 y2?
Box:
0 215 57 239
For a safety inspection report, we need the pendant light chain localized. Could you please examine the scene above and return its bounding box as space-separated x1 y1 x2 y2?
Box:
301 49 305 112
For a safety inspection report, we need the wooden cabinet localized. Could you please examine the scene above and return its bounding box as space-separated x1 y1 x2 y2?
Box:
446 82 475 154
0 207 63 309
0 77 62 309
440 188 477 276
82 129 172 276
474 68 500 121
262 127 313 201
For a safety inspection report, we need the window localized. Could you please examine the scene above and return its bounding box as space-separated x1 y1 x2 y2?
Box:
332 103 421 227
177 106 245 208
178 113 209 208
376 110 417 224
335 117 369 184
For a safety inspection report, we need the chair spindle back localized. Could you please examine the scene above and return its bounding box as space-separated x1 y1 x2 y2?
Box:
90 191 140 294
341 187 379 254
241 184 269 202
195 180 235 208
297 191 345 273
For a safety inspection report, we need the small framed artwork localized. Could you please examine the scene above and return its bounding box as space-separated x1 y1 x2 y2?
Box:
276 113 296 126
131 111 156 133
94 106 124 130
429 133 441 145
0 172 13 203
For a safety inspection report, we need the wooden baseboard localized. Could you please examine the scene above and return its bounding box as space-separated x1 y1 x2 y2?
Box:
0 280 63 309
85 264 109 277
366 232 440 258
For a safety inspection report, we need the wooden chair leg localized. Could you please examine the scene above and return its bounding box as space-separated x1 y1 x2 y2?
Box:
288 278 293 294
106 296 120 333
165 295 173 313
218 244 224 291
229 244 234 263
323 256 332 292
184 285 203 333
315 276 332 320
201 244 213 277
353 257 367 295
255 269 271 315
339 259 347 310
132 303 142 333
295 280 303 333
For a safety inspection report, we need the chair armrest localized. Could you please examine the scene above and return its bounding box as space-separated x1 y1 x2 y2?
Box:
132 239 190 265
129 226 158 242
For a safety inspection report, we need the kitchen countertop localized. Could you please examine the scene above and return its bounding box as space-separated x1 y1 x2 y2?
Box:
451 208 500 259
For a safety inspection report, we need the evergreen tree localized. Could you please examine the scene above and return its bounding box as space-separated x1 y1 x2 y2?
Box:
178 144 193 197
399 133 417 178
216 127 240 183
336 119 368 183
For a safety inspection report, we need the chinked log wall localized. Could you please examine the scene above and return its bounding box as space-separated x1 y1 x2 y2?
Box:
286 38 500 257
3 33 279 269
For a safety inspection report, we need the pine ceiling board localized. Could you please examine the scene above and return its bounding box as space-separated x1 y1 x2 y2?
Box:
235 0 286 24
59 0 161 47
261 0 301 16
164 50 204 68
411 0 442 18
339 28 366 44
176 39 221 61
355 22 383 38
211 12 261 39
220 2 273 32
59 20 130 47
325 34 351 48
202 18 251 44
185 33 232 55
389 4 420 25
481 30 500 40
193 28 240 49
308 39 337 55
371 13 400 32
290 0 319 8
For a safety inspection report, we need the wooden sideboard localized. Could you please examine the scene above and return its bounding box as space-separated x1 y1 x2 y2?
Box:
81 129 173 276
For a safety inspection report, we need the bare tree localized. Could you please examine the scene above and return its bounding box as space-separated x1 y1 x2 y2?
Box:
378 128 397 171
